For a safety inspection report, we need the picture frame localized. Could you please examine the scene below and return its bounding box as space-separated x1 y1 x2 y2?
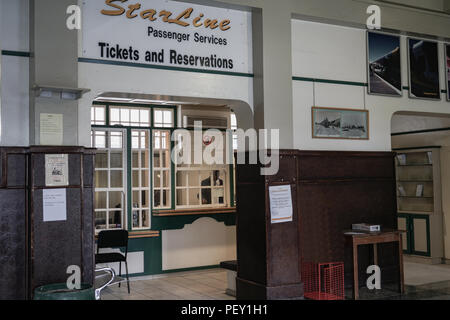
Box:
311 106 369 140
446 43 450 102
407 37 441 100
366 31 402 97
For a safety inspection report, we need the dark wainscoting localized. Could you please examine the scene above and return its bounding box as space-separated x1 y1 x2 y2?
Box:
235 150 398 300
0 146 95 300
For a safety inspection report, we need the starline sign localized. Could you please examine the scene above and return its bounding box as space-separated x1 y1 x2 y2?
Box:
101 0 232 31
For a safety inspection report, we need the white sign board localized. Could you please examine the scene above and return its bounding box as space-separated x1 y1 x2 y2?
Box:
45 154 69 186
43 189 67 222
269 185 293 224
40 113 63 145
81 0 252 74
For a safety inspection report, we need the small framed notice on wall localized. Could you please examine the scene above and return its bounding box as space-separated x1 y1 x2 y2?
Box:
269 185 293 224
45 154 69 186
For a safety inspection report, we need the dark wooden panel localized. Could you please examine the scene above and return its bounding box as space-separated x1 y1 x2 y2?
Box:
0 189 27 300
32 188 83 289
7 154 27 187
297 151 396 180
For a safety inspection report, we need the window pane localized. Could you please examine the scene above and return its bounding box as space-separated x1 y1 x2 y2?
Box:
131 109 140 123
177 189 187 206
132 208 139 229
110 170 123 188
213 187 225 204
142 151 150 168
132 170 139 188
155 110 163 125
189 171 199 187
142 210 150 228
141 190 149 208
95 192 107 209
121 109 129 123
161 151 169 168
132 191 140 208
162 190 169 207
132 151 139 168
109 191 122 209
201 188 212 205
176 171 186 187
141 170 150 188
94 132 106 149
110 132 122 149
95 171 108 188
95 152 108 168
189 188 200 206
153 151 161 168
200 172 211 187
110 108 120 122
154 171 161 188
154 190 161 207
109 210 122 228
163 171 170 188
96 107 105 122
110 152 123 168
141 109 150 125
95 212 107 230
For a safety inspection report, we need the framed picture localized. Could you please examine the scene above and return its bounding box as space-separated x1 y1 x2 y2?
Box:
367 32 402 96
312 107 369 140
408 38 440 100
446 44 450 101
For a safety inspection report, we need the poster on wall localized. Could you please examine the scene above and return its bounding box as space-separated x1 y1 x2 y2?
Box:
367 32 402 96
312 107 369 140
446 44 450 101
408 38 440 100
81 0 252 74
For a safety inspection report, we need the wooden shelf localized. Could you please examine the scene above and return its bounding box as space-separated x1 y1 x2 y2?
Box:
397 180 433 183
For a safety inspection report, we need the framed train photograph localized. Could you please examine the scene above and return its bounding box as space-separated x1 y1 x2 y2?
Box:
446 44 450 101
312 107 369 140
367 32 402 97
408 38 440 100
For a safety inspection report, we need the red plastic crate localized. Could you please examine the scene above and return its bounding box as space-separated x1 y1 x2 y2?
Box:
301 261 345 300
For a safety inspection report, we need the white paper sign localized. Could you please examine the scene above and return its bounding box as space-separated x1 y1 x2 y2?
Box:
40 113 63 145
43 189 67 222
269 185 293 224
81 0 252 74
45 154 69 186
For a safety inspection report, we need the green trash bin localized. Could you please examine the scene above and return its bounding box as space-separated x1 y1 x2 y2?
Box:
34 283 96 300
33 268 116 300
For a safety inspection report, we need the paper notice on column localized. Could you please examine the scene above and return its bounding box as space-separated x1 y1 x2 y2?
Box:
269 185 293 224
40 113 63 145
43 188 67 222
45 154 69 186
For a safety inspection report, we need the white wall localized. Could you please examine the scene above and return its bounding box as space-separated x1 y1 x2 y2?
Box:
162 218 236 270
0 0 29 147
291 19 450 152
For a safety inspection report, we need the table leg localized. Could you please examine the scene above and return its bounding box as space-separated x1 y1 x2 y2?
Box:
353 243 359 300
398 235 405 294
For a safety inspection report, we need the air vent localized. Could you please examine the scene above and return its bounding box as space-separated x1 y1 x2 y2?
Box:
183 116 229 129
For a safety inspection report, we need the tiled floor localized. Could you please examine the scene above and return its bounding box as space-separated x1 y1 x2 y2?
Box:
100 268 235 301
100 262 450 300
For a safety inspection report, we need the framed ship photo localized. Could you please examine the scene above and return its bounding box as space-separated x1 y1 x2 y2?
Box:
312 107 369 140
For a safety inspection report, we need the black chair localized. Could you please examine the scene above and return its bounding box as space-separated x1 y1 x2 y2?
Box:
95 230 130 294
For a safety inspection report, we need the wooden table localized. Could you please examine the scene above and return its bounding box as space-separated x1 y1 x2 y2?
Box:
344 229 405 300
